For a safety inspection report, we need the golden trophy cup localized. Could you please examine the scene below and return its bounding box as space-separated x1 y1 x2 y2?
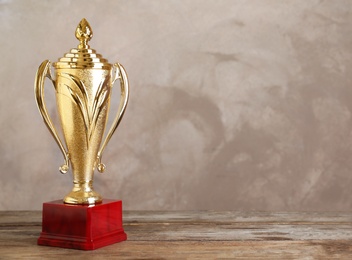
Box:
35 19 128 250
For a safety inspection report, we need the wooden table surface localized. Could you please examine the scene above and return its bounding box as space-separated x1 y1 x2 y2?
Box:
0 211 352 259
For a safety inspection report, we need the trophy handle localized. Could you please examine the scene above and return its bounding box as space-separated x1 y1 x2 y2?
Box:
96 63 129 173
34 60 69 174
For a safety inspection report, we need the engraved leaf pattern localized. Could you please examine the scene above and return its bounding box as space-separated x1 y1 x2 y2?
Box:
59 72 110 147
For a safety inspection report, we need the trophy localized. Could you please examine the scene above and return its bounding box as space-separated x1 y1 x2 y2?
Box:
35 19 129 250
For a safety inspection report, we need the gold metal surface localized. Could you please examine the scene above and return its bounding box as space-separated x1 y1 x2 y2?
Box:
34 19 129 205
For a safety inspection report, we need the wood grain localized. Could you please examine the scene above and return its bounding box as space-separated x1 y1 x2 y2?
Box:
0 211 352 259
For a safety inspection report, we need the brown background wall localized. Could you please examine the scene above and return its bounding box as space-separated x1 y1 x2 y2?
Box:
1 0 352 211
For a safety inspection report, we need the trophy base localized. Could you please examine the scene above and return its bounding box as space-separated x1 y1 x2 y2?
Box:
37 199 127 250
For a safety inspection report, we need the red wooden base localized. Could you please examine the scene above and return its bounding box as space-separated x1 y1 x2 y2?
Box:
38 199 127 250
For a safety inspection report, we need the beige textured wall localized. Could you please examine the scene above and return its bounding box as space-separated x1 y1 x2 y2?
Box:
1 0 352 211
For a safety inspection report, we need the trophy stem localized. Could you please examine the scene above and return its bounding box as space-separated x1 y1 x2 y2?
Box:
64 180 102 205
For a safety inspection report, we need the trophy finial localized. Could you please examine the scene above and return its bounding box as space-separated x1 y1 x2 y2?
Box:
75 18 93 49
55 18 110 69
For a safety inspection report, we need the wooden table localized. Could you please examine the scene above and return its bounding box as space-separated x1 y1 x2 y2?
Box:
0 211 352 259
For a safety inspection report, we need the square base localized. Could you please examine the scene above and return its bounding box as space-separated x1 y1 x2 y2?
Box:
38 199 127 250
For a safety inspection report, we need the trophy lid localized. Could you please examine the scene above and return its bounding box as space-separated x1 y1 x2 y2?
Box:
54 19 112 70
